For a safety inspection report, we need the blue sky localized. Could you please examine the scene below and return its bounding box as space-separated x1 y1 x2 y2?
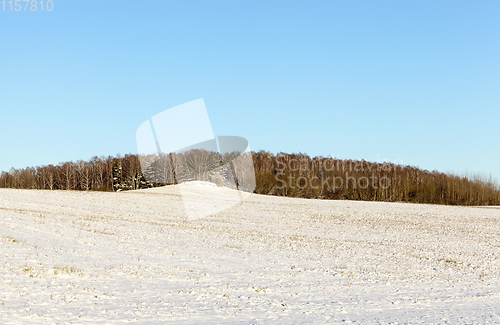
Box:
1 0 499 180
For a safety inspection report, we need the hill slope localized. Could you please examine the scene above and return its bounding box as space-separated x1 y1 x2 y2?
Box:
1 187 499 323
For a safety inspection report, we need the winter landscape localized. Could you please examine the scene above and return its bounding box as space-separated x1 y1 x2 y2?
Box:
1 183 499 324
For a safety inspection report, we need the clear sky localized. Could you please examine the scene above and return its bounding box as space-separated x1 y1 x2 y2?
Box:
1 1 499 181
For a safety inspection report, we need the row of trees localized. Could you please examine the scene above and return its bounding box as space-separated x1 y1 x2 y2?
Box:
0 155 147 192
1 151 499 206
252 152 500 206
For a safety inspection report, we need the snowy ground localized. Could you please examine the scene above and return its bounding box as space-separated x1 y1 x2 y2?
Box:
1 185 499 324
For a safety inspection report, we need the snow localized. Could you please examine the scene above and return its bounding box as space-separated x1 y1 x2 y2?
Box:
1 187 499 324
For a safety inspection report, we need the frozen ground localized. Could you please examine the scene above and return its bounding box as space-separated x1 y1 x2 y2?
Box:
0 185 499 324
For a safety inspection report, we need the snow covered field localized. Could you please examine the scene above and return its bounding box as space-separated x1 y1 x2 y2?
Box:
1 185 499 324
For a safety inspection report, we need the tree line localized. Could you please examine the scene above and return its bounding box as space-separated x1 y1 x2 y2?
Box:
1 151 499 206
0 155 145 192
252 152 500 206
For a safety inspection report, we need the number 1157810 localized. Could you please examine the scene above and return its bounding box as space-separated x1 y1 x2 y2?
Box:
2 0 53 11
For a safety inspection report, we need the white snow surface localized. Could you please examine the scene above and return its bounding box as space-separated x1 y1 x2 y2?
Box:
1 186 499 324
